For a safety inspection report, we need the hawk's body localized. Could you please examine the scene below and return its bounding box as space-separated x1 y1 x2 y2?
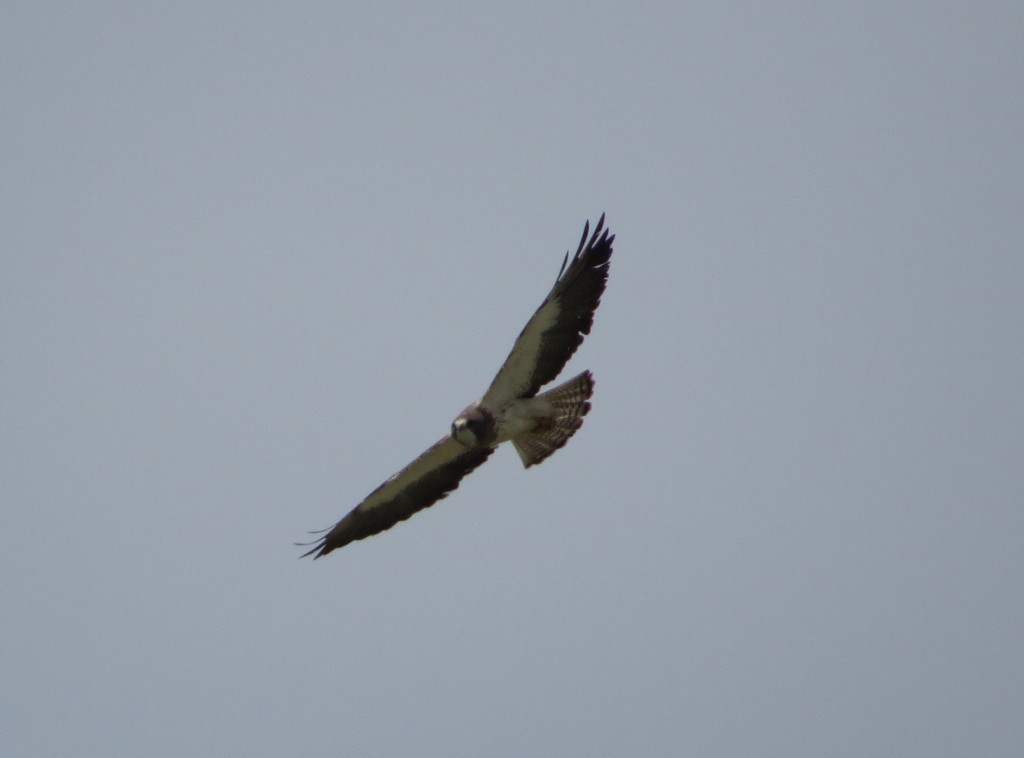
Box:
302 216 614 558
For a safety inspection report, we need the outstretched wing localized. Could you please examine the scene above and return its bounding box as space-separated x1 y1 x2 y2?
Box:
301 437 494 558
482 215 614 407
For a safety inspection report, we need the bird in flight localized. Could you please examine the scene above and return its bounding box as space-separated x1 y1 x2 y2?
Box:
301 215 614 558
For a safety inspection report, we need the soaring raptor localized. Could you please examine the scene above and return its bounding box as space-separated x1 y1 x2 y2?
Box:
302 215 614 558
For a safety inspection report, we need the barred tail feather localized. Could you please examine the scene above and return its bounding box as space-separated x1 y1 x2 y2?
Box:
513 371 594 468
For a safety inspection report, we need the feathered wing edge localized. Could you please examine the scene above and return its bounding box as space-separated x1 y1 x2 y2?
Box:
482 215 613 405
300 437 494 558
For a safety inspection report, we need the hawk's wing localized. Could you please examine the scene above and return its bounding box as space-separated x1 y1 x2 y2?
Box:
301 437 494 558
481 215 614 407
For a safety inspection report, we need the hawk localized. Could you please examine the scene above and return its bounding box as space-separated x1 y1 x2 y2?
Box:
301 215 614 558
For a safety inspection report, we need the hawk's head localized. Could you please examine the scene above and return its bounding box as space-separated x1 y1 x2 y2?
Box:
451 403 497 448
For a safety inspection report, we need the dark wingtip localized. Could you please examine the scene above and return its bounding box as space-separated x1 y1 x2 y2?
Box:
562 214 611 274
296 541 324 559
556 249 570 281
552 214 614 290
295 528 332 559
584 213 611 252
578 218 591 250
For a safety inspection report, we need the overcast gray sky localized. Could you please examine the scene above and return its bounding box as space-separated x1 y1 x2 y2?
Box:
3 3 1023 756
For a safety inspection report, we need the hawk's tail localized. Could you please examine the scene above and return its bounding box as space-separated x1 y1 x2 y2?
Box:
513 370 594 468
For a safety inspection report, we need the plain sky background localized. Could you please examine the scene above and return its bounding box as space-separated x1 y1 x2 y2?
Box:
3 3 1022 756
